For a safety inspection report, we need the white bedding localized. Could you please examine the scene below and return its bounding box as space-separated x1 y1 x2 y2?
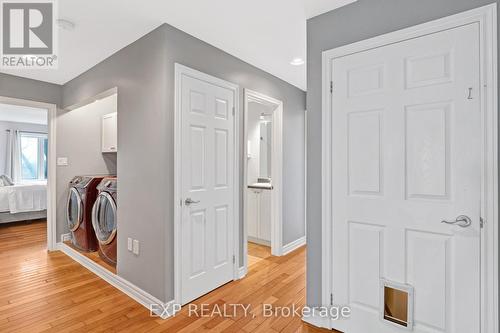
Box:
0 188 9 212
0 181 47 214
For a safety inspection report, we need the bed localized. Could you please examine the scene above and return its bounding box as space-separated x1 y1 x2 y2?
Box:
0 181 47 223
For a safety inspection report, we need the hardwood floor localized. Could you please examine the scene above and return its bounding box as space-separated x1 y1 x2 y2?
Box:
63 241 117 274
0 220 333 332
247 242 272 267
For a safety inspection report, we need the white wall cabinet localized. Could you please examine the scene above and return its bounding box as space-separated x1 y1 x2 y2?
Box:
102 112 118 153
247 188 271 244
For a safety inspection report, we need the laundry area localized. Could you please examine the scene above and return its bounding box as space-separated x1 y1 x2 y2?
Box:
59 92 119 273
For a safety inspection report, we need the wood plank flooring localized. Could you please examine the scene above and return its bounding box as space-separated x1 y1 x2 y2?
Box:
63 241 117 274
247 242 271 267
0 220 333 332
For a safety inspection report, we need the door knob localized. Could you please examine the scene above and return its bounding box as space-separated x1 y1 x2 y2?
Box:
184 198 200 206
441 215 472 228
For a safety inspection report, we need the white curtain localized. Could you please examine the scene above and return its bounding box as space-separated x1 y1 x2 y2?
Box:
5 130 21 183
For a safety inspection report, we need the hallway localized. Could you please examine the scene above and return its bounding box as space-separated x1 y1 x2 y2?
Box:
0 220 330 332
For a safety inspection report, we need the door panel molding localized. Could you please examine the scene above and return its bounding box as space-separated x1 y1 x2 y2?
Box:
174 64 240 306
319 4 497 333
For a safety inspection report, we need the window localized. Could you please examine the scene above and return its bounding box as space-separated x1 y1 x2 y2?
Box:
19 132 48 181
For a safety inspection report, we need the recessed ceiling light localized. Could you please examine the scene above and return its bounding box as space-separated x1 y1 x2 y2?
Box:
57 19 76 31
290 57 305 66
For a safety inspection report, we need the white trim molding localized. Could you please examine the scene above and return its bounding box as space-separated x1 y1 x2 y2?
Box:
237 266 247 280
60 233 71 243
320 4 498 333
0 96 57 251
173 63 240 307
301 307 332 330
282 236 306 256
58 242 179 319
247 236 271 247
242 88 284 275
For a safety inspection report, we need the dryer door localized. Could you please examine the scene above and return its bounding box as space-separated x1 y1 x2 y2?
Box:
67 187 83 232
92 192 117 245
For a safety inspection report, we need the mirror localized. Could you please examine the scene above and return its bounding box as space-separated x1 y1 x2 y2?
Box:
259 116 272 179
247 101 273 185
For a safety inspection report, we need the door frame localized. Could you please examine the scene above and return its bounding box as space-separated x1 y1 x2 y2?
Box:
242 89 283 271
321 4 498 332
0 96 58 251
173 64 240 305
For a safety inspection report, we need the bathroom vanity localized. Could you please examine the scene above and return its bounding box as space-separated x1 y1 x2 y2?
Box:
247 183 272 245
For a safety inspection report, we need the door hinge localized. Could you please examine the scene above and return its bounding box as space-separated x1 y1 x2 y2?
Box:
232 255 235 264
480 217 485 228
330 293 333 306
330 81 333 94
232 107 235 116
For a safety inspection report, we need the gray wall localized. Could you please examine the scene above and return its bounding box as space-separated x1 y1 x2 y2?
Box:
62 24 306 302
0 74 61 219
0 121 48 175
306 0 498 306
0 73 61 105
56 94 117 238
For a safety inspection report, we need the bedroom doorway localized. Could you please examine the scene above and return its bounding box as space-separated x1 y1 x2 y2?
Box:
0 96 57 251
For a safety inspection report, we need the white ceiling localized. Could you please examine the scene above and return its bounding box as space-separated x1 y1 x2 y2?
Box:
0 0 355 91
0 104 48 125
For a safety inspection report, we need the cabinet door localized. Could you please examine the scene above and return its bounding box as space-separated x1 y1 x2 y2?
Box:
247 189 259 239
259 190 271 242
102 112 118 153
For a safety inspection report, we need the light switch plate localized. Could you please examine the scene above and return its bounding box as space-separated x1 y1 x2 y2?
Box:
132 239 139 255
127 238 133 251
57 157 68 166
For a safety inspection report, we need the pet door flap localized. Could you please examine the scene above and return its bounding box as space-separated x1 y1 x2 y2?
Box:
380 280 414 330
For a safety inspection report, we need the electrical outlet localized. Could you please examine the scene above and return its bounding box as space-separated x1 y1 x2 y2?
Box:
57 157 69 166
132 239 139 255
127 238 133 251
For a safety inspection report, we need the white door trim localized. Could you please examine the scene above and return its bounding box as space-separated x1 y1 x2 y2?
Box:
173 63 240 305
242 89 284 272
0 96 57 251
321 4 498 332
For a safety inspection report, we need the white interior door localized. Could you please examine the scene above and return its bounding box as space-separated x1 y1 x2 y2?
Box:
180 73 235 305
330 23 480 333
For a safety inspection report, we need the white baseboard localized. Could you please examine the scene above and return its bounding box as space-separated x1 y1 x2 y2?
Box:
57 242 178 319
282 236 306 255
302 307 331 330
60 233 71 243
237 266 247 280
247 236 271 247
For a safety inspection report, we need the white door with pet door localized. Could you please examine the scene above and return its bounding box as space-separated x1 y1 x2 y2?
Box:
329 23 481 332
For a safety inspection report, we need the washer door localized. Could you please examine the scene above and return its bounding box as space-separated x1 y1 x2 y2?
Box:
67 187 83 232
92 192 117 245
